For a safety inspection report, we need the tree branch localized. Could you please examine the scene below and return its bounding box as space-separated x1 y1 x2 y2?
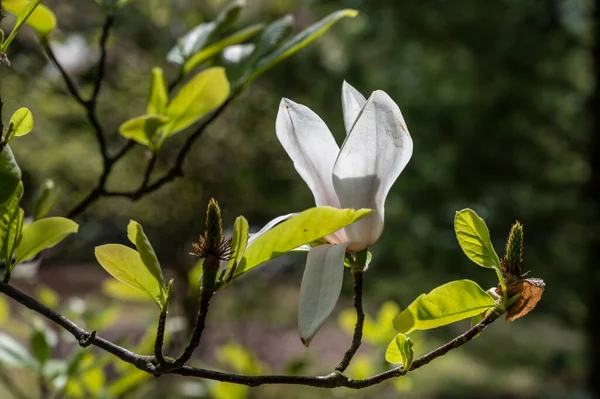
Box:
0 279 504 389
90 14 115 106
336 269 364 372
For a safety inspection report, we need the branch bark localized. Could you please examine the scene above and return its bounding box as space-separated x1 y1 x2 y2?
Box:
0 280 504 389
336 270 364 372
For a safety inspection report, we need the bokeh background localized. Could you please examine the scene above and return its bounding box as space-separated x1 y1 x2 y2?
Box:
1 0 598 398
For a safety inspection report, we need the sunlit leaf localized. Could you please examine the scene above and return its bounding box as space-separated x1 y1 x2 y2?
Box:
94 244 166 309
250 14 294 61
454 208 501 270
36 285 59 309
162 67 230 137
247 9 357 84
0 181 23 263
102 279 155 303
227 216 249 271
9 107 34 138
146 68 168 115
183 24 264 74
0 145 21 204
234 206 371 278
2 0 56 48
393 279 497 334
1 207 23 268
339 300 399 346
118 114 168 149
14 217 78 264
126 220 166 298
385 333 414 370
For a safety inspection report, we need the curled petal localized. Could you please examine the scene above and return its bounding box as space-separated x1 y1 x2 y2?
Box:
333 91 413 251
298 243 349 346
341 80 367 135
276 99 341 208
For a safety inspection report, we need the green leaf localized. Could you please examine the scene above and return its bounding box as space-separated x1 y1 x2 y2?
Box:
126 220 166 302
14 217 79 264
2 207 23 268
30 328 51 366
227 216 249 271
102 279 155 303
118 114 168 148
0 145 22 204
8 107 34 138
2 0 56 50
95 244 166 309
162 67 230 137
250 15 294 61
167 0 244 64
393 279 497 334
146 68 168 115
385 333 414 370
33 179 57 220
454 208 501 270
0 181 23 264
247 9 357 84
183 23 265 75
235 206 371 278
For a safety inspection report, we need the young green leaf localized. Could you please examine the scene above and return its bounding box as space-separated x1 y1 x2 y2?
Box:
183 24 265 75
147 68 168 115
32 179 57 220
0 182 23 259
95 244 167 309
126 220 166 300
8 107 34 138
118 114 168 148
167 0 245 64
298 243 349 346
385 333 414 370
162 67 230 137
0 145 22 204
102 279 155 303
454 208 501 270
234 206 371 278
1 207 23 268
14 217 79 264
226 216 249 273
247 9 358 84
2 0 56 51
393 279 497 334
250 15 294 61
29 328 51 366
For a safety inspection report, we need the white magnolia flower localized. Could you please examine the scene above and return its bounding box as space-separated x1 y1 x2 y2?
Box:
275 81 413 345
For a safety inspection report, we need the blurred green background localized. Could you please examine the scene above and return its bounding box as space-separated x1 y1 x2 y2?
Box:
1 0 597 398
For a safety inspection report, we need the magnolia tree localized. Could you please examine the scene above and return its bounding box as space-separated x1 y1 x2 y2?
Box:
0 0 545 397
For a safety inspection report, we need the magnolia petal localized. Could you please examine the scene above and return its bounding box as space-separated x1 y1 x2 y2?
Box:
298 243 349 346
276 98 341 208
341 81 366 135
333 90 413 251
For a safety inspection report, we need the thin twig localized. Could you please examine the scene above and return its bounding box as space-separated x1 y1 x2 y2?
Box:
336 270 365 372
103 98 232 200
0 280 504 389
90 14 115 105
41 39 86 107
